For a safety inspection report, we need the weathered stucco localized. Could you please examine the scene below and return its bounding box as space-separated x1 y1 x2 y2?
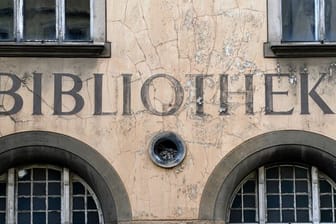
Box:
0 0 336 222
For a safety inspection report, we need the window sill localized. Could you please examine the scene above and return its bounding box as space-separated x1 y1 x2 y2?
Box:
0 42 111 58
264 42 336 58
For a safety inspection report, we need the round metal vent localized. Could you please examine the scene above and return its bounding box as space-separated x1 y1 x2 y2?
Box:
149 132 186 168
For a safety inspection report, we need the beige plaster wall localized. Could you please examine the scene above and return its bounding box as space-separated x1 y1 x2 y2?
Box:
0 0 336 221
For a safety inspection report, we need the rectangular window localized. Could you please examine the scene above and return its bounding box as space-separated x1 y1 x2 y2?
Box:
282 0 316 42
324 0 336 41
265 0 336 57
0 0 110 57
12 0 90 42
0 0 14 40
24 0 56 41
65 0 90 41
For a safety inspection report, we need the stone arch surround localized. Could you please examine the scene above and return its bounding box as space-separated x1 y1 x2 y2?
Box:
199 130 336 221
0 131 132 224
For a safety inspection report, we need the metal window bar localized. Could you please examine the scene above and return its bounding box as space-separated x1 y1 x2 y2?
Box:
15 167 62 224
10 0 92 42
258 167 265 224
62 168 70 224
7 169 14 224
4 166 104 224
264 165 312 223
71 176 104 224
312 166 320 224
228 173 258 224
229 165 336 224
318 172 336 223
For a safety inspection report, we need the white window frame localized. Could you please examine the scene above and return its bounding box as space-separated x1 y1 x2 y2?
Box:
2 165 104 224
0 0 110 57
264 0 336 58
228 165 336 223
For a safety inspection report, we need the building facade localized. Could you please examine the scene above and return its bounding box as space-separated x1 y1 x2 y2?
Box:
0 0 336 223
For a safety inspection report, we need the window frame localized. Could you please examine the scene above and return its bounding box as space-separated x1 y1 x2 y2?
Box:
1 165 104 224
264 0 336 58
228 164 336 224
0 0 110 57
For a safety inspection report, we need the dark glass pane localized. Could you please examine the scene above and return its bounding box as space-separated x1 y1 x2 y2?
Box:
0 0 14 40
267 195 280 208
33 197 46 210
296 180 308 192
244 210 256 222
48 170 61 181
320 195 332 208
325 0 336 41
282 0 316 41
65 0 90 40
0 183 6 196
243 180 255 193
18 198 30 210
18 183 31 195
295 167 308 178
282 195 294 208
280 166 293 179
23 0 56 40
231 195 241 208
0 213 5 224
88 212 99 224
48 197 61 210
33 212 46 224
229 210 242 223
267 210 280 222
18 169 31 181
266 181 279 193
33 168 46 180
321 210 333 222
243 195 255 208
18 213 30 223
33 183 46 195
48 212 60 224
296 195 309 208
73 182 85 195
297 209 309 222
87 196 97 209
320 180 332 193
266 167 279 179
282 210 295 222
0 199 5 210
73 197 85 209
281 180 293 193
73 212 85 224
48 183 61 195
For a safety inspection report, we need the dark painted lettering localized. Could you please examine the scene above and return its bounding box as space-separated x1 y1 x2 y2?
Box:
122 74 132 115
0 73 23 115
220 74 254 115
53 73 84 115
219 74 229 115
301 73 334 114
195 75 205 116
141 74 184 116
94 74 116 115
33 73 42 115
265 74 294 115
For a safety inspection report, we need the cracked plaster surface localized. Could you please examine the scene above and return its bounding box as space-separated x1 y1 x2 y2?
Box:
0 0 336 221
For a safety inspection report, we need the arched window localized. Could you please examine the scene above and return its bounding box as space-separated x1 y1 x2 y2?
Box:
0 165 103 224
229 164 336 223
